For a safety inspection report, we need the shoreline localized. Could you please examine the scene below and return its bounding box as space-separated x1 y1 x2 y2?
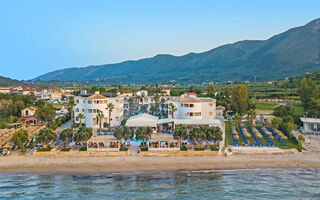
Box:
0 152 320 174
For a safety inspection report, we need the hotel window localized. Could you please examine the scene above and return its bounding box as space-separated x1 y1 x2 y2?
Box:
88 100 92 104
209 103 213 107
115 117 119 121
93 109 97 113
76 117 79 121
88 109 92 113
76 108 79 112
93 118 98 125
190 104 194 108
76 100 79 103
195 112 201 116
83 100 85 103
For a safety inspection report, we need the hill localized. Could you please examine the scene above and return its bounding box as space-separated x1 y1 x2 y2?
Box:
34 18 320 84
0 76 24 87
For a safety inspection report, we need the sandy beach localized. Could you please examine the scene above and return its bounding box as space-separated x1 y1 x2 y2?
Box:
0 151 319 174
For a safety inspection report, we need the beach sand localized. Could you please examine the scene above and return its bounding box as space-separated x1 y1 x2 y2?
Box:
0 152 319 174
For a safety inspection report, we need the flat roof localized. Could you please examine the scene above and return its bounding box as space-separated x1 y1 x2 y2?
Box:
300 117 320 123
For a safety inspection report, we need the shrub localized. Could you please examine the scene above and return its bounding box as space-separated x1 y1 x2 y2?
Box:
79 146 87 151
60 148 71 152
37 147 52 152
298 135 305 142
120 147 128 151
297 143 303 152
140 147 148 151
194 148 205 151
209 145 219 151
180 145 187 151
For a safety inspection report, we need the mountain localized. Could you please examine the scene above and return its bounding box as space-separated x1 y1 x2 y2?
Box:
0 76 24 86
34 18 320 84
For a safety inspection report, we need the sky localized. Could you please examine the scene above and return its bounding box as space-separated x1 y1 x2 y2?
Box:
0 0 319 80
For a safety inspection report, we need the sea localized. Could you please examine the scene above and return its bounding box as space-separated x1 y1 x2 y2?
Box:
0 169 319 199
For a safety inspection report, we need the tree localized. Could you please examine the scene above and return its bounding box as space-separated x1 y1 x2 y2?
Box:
135 127 152 146
169 103 177 119
273 105 295 118
36 129 57 145
114 126 133 141
233 113 241 128
153 94 160 107
96 112 104 132
77 113 85 127
68 98 76 128
298 77 319 112
36 105 55 123
60 128 73 143
232 84 249 115
150 104 157 115
160 98 166 114
140 104 148 113
74 127 93 142
248 98 257 111
173 126 188 143
207 83 216 96
246 109 256 125
11 129 28 149
105 103 114 127
271 117 282 128
118 84 124 93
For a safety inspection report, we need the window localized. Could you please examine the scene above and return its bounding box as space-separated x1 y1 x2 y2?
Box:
88 109 92 113
190 104 194 108
76 108 79 112
116 100 119 103
115 117 119 121
93 118 98 125
209 112 213 116
88 100 92 104
83 100 85 103
76 117 79 121
93 109 97 113
82 109 85 112
104 100 107 104
76 100 79 103
209 103 213 107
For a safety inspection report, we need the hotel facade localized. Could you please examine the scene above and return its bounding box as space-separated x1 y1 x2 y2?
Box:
73 91 124 129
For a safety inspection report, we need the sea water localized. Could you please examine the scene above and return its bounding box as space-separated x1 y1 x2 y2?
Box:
0 169 319 199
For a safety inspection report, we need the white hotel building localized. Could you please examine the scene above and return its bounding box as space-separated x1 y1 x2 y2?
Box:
74 91 124 128
126 93 222 130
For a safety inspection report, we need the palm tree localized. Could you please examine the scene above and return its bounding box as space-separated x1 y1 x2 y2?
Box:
169 103 177 119
96 112 104 132
68 99 76 129
246 109 256 126
153 94 160 111
150 104 157 115
233 113 242 131
160 98 166 114
173 125 188 146
106 103 114 128
77 113 85 127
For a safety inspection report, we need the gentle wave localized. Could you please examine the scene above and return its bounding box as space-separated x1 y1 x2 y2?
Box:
0 169 320 199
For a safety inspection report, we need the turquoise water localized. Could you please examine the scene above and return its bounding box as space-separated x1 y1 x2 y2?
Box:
0 169 320 199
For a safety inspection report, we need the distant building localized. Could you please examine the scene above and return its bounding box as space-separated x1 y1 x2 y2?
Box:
20 106 38 124
300 117 320 134
0 87 11 94
216 105 225 118
161 88 171 96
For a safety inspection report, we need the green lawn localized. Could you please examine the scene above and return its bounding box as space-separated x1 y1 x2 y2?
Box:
225 121 232 146
256 102 305 115
256 102 277 111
